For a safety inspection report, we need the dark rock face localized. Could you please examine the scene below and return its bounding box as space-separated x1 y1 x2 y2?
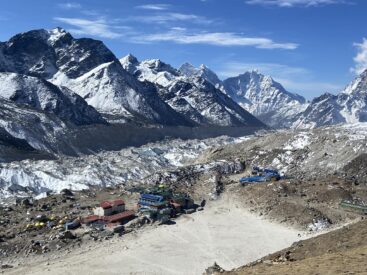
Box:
162 77 265 126
0 28 193 126
0 28 116 79
0 97 67 155
0 72 106 125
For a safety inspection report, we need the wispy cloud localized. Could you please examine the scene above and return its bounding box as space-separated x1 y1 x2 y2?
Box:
127 13 213 24
135 4 171 10
217 62 342 98
246 0 346 7
132 28 298 49
351 38 367 75
57 2 81 9
53 17 124 39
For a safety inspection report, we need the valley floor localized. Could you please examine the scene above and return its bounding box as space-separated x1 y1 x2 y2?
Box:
5 194 302 275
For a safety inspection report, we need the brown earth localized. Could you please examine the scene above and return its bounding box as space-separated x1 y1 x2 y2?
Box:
221 174 366 230
0 186 140 263
222 218 367 275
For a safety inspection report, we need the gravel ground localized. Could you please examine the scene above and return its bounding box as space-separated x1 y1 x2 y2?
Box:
3 194 303 275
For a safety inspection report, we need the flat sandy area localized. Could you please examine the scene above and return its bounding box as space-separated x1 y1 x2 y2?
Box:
6 196 302 275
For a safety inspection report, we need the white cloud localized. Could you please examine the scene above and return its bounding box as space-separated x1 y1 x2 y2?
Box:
53 17 123 39
128 13 213 24
246 0 346 7
58 2 81 9
135 4 171 10
352 38 367 75
132 29 298 49
217 62 342 98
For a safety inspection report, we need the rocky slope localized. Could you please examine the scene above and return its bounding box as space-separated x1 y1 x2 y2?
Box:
223 71 307 128
293 69 367 129
200 123 367 181
0 28 191 126
222 219 367 275
120 55 265 127
177 64 308 128
0 97 68 156
0 72 105 125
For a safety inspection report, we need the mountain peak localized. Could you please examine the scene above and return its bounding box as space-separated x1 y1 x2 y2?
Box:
343 68 367 95
120 54 139 66
141 59 178 75
250 69 260 74
179 63 222 87
223 69 307 127
47 27 69 45
179 62 197 76
49 27 67 35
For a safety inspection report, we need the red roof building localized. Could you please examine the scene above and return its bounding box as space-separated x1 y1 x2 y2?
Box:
103 210 135 223
94 199 126 216
83 215 101 224
100 201 113 209
113 199 125 206
83 211 135 226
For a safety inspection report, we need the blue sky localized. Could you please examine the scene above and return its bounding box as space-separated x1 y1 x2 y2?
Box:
1 0 367 99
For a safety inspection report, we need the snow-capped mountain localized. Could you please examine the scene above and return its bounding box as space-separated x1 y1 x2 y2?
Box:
0 97 68 156
0 28 191 126
293 69 367 129
120 55 265 127
222 70 307 128
0 72 106 125
122 57 180 88
179 63 222 88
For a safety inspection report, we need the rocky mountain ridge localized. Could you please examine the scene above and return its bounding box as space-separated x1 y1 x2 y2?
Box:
293 69 367 129
120 55 265 127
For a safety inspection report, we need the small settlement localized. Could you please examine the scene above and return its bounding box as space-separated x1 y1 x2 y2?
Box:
81 186 199 233
0 186 202 259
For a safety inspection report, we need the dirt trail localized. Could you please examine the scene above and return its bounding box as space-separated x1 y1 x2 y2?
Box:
5 195 302 275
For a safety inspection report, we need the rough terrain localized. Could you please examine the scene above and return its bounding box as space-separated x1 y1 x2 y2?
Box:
221 218 367 275
0 124 366 274
2 194 303 275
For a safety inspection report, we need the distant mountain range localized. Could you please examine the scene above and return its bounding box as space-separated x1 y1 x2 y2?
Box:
292 70 367 128
0 27 367 159
120 56 262 126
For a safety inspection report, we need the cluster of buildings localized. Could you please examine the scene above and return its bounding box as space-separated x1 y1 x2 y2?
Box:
82 188 197 231
83 199 135 232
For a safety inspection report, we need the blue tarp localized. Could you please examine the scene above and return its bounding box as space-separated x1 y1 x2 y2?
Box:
239 176 267 183
140 194 164 202
240 167 281 184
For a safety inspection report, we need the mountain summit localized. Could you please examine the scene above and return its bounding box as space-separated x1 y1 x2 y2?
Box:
222 70 307 127
179 63 222 88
